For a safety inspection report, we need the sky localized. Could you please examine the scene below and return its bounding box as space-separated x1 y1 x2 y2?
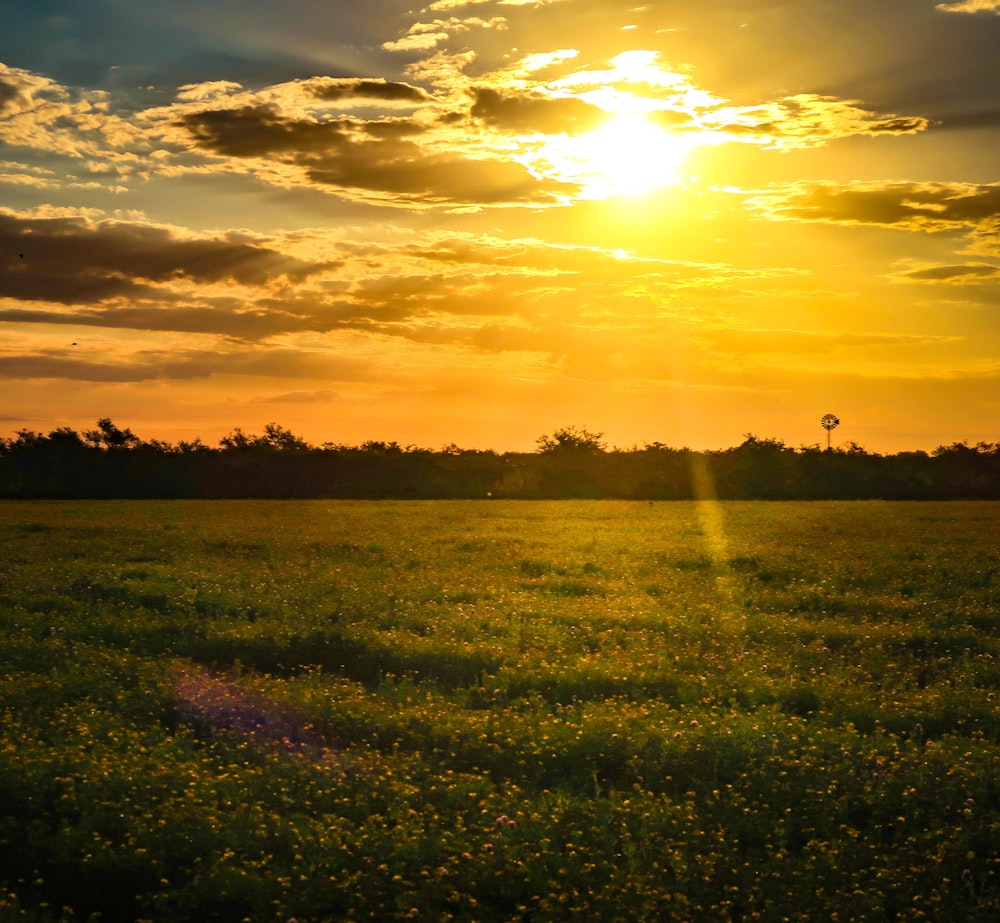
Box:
2 0 1000 453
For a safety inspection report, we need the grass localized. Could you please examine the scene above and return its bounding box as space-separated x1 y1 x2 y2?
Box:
0 499 999 921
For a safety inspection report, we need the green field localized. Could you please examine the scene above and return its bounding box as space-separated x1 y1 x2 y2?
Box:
1 500 999 922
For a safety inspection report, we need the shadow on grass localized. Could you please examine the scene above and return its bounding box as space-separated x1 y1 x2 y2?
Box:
176 630 502 689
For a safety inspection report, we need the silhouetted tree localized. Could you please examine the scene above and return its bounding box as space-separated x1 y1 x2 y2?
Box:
84 418 140 451
1 419 998 499
536 426 606 455
533 427 607 497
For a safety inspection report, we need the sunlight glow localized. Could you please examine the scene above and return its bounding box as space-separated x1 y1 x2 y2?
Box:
567 112 693 198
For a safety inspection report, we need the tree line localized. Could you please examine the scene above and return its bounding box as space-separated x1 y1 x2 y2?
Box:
0 420 997 500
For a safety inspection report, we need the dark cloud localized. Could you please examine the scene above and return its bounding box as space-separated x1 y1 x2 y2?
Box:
0 355 154 382
898 263 1000 282
0 285 433 339
304 141 569 204
0 305 317 340
0 78 20 112
0 347 374 383
179 103 574 205
362 119 427 139
0 270 160 306
0 272 500 340
752 182 1000 231
311 79 429 104
469 88 607 134
0 212 330 305
186 347 375 381
866 116 928 134
180 104 354 157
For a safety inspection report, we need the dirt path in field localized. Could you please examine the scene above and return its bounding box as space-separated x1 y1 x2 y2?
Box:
171 665 347 765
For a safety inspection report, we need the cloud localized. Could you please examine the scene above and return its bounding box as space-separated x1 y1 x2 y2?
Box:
176 102 575 206
0 354 151 383
0 199 854 373
469 87 607 133
0 77 22 113
936 0 1000 12
426 0 560 7
0 209 333 305
0 346 375 383
2 51 931 216
427 0 492 8
465 50 926 153
706 94 927 149
0 63 146 162
382 16 507 53
0 170 109 191
382 31 452 53
893 262 1000 283
0 304 323 340
0 222 644 342
748 181 1000 235
305 139 571 205
178 104 355 157
394 233 696 279
176 81 245 102
0 223 675 344
310 79 430 105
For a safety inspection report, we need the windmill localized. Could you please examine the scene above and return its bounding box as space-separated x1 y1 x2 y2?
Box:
820 413 840 450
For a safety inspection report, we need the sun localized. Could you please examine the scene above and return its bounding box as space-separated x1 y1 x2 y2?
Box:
559 112 694 199
581 113 693 197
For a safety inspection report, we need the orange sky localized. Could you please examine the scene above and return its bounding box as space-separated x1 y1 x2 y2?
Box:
2 0 999 452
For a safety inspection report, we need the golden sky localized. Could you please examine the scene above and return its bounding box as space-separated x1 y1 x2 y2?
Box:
2 0 999 451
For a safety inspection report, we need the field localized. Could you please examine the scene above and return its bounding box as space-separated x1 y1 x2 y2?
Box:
1 500 999 922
